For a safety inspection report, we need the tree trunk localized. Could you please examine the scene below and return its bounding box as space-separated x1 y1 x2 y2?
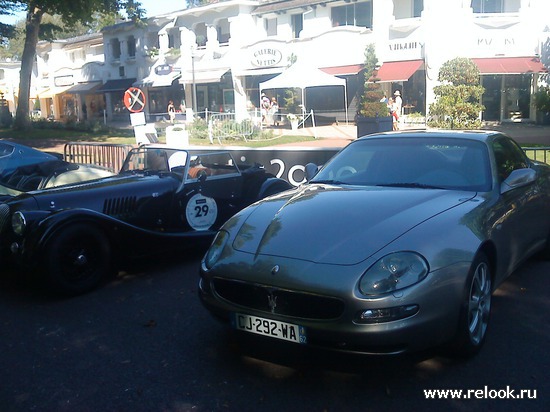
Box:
13 7 43 131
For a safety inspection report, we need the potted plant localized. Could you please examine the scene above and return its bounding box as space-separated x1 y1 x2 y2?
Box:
356 44 391 137
287 113 300 130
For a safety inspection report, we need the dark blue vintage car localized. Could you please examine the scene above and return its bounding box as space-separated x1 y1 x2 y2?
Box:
0 145 290 295
0 140 114 201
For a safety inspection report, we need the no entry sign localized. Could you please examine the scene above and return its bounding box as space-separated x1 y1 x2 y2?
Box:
123 87 146 112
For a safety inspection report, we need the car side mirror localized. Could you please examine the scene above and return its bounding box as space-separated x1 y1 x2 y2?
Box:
305 163 319 182
500 168 536 194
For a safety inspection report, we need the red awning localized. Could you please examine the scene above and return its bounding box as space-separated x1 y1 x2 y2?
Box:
320 64 364 76
472 57 547 74
374 60 424 82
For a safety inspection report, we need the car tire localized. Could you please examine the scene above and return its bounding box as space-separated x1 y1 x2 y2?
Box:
44 224 111 296
448 252 492 358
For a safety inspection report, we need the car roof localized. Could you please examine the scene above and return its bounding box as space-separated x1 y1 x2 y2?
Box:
357 130 505 143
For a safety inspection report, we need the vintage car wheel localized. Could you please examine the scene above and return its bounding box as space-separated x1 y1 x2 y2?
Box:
449 252 492 357
44 224 111 295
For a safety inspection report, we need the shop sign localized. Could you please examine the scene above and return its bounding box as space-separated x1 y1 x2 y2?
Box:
387 40 422 60
251 47 282 68
155 64 173 76
54 75 74 87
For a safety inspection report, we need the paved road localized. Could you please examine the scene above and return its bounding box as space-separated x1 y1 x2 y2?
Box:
0 253 548 412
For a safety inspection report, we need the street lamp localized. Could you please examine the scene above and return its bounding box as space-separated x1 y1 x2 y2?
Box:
191 47 197 115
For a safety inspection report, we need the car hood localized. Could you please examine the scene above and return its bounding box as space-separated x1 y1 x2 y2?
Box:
233 184 476 265
23 174 178 213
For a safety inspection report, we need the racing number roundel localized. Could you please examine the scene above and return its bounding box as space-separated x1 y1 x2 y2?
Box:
123 87 146 113
186 193 218 231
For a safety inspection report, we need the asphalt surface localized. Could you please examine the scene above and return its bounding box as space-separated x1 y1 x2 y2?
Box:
0 254 548 412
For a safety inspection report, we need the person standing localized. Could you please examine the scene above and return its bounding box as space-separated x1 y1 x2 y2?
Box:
167 100 176 123
270 97 279 126
393 90 403 117
260 93 271 125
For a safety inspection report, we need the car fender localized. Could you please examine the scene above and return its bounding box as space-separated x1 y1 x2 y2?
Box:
18 209 118 262
257 177 292 200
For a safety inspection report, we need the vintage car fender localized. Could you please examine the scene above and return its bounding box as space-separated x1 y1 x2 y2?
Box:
257 177 292 200
16 208 216 266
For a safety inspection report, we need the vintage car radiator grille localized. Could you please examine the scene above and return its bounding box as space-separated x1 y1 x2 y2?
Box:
103 196 138 216
212 278 345 320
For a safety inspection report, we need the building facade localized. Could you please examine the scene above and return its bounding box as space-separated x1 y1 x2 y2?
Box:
33 0 550 125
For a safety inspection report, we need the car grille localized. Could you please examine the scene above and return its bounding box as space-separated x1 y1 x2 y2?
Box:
212 277 345 320
103 196 137 217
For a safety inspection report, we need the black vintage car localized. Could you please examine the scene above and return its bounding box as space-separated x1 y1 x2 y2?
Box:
0 145 291 295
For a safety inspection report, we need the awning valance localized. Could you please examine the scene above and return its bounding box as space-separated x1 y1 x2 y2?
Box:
472 57 547 74
320 64 364 76
37 85 73 98
180 69 229 84
65 81 102 94
374 60 424 82
96 78 137 93
135 70 182 88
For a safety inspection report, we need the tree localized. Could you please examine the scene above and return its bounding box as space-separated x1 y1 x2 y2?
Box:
12 0 144 130
428 57 485 129
357 44 389 118
0 1 22 42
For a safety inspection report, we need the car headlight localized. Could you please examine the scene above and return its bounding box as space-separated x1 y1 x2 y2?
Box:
11 212 26 236
203 230 230 270
359 252 429 296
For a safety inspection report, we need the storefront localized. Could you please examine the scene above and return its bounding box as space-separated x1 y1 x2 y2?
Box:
472 57 547 122
64 81 104 121
95 78 136 122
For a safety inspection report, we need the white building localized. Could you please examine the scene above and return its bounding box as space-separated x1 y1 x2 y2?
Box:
36 0 550 124
35 33 105 121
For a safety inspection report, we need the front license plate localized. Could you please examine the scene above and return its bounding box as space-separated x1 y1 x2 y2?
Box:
232 313 307 344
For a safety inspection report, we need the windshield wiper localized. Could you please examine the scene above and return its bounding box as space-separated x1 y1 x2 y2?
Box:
377 182 444 189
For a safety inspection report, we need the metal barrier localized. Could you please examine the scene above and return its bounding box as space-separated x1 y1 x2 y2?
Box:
522 147 550 164
64 142 134 173
208 112 258 144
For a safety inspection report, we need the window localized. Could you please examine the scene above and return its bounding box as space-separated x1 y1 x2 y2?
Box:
413 0 423 17
127 35 136 58
217 18 231 44
493 137 529 182
291 13 303 39
266 18 277 36
331 1 372 28
119 66 125 77
110 38 121 60
471 0 520 13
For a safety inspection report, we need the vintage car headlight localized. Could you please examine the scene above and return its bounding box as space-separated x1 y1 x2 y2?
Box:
359 252 429 296
203 230 230 270
11 212 27 236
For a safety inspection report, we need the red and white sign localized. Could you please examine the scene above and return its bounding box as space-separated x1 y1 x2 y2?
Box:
123 87 146 113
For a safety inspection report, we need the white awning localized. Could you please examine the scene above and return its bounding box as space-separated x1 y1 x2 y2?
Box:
135 71 182 88
180 68 229 84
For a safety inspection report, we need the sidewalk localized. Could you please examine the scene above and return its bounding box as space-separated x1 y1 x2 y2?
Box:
266 121 550 148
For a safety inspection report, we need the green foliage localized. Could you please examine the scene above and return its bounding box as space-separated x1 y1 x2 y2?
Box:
283 88 301 114
357 44 389 118
428 57 485 129
187 118 209 140
534 86 550 113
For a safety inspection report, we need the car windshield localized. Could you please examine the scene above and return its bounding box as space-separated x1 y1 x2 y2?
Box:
120 147 189 174
311 137 492 192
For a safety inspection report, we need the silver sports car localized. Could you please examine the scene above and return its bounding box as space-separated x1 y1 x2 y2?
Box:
199 131 550 357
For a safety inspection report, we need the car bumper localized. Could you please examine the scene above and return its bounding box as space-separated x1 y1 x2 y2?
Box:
198 261 470 355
